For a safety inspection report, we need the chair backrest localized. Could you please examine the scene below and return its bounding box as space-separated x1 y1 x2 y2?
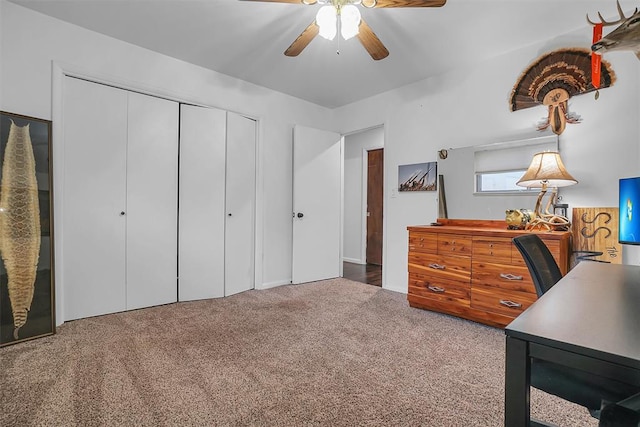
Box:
512 234 563 297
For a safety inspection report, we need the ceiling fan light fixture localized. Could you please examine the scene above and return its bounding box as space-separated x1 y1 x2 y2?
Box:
340 4 361 40
316 5 337 40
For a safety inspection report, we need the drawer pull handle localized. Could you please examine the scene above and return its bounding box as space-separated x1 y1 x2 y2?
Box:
499 300 522 308
500 273 523 281
427 285 445 293
428 263 446 270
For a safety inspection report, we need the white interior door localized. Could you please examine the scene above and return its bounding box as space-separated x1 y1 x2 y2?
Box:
126 92 178 310
292 125 341 284
224 112 256 296
62 77 128 321
178 104 226 301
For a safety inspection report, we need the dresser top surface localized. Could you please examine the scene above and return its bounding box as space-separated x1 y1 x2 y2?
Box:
407 219 571 241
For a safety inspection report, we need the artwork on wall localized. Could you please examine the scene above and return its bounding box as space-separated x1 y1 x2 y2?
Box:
0 111 54 346
509 48 616 135
398 162 437 192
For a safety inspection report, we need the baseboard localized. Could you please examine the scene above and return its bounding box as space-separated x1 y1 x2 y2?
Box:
383 283 406 294
256 279 291 290
342 257 365 264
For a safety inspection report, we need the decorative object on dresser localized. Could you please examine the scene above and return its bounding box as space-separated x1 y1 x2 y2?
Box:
572 207 622 264
516 151 577 231
407 219 571 328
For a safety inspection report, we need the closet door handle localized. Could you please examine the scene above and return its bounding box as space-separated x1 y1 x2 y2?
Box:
120 211 126 216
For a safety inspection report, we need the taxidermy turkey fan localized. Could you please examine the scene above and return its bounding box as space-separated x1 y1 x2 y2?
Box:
510 48 616 135
239 0 446 60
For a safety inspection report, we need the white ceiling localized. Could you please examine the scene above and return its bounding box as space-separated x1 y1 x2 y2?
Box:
8 0 636 108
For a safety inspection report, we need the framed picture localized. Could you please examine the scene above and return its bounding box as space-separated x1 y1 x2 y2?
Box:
398 161 437 192
0 111 54 346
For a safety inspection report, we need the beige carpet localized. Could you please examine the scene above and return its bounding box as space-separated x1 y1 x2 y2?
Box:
1 278 596 426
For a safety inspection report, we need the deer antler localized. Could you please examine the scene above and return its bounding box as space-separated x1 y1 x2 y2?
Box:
587 0 639 26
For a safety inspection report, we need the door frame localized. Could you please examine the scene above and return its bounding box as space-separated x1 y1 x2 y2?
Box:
341 125 385 284
52 62 263 324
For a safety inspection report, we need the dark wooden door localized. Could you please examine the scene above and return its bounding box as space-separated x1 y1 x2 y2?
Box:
366 149 383 265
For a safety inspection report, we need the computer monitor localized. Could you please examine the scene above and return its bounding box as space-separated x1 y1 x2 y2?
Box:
619 176 640 245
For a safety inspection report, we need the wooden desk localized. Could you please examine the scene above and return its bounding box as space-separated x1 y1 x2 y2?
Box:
504 262 640 426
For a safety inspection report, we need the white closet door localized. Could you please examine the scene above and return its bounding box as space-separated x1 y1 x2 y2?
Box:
178 105 226 301
62 77 128 321
126 92 179 310
224 112 256 296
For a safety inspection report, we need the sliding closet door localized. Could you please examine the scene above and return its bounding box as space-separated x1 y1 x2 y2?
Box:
126 92 179 309
178 105 226 301
62 77 128 321
224 112 256 296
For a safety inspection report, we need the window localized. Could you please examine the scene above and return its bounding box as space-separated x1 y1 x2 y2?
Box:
476 170 530 193
474 136 557 194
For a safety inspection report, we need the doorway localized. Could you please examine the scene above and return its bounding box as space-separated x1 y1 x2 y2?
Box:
342 127 384 287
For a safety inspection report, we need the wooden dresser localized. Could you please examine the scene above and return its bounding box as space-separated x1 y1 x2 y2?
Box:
407 219 571 328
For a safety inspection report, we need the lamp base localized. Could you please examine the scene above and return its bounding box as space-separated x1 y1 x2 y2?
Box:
525 186 571 231
526 214 571 231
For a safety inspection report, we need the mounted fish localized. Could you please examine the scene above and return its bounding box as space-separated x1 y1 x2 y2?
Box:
0 120 41 339
588 0 640 59
509 48 616 135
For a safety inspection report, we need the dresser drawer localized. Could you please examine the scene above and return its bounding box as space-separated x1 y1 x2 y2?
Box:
438 233 473 255
471 284 536 317
512 239 561 267
471 261 535 293
408 252 471 282
408 231 438 253
472 236 512 263
408 273 470 306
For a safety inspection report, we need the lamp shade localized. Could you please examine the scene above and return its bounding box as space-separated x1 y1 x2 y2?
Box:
516 151 578 188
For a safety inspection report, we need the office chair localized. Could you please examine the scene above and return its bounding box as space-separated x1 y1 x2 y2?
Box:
512 234 640 424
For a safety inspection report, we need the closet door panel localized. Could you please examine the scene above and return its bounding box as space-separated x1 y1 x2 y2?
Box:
225 112 256 296
178 105 226 301
62 77 128 321
126 92 179 310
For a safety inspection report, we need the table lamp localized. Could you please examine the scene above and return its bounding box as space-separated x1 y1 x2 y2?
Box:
516 151 577 231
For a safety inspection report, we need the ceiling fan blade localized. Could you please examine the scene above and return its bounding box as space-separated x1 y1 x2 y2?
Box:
239 0 316 4
284 22 320 57
363 0 445 7
357 19 389 60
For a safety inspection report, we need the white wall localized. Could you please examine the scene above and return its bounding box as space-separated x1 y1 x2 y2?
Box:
343 127 384 264
334 29 640 293
0 1 336 322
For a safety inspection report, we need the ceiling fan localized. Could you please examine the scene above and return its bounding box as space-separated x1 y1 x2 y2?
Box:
240 0 446 60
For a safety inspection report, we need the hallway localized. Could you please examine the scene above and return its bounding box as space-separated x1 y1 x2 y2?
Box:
342 262 382 287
